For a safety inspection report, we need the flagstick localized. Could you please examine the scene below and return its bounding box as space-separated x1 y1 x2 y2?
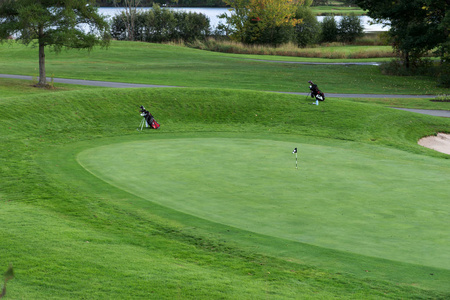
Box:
292 147 298 169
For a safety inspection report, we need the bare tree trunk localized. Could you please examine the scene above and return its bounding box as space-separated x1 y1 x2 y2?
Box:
38 42 46 86
38 26 46 86
404 52 410 70
115 0 141 41
128 0 135 41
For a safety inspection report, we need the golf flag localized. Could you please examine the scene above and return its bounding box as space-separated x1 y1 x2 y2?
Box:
293 147 298 169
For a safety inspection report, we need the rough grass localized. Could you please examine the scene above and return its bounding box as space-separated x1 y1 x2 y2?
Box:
312 5 366 16
188 39 395 59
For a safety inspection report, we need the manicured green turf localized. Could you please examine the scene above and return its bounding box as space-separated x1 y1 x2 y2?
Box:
1 41 448 95
77 136 450 270
1 42 449 298
312 5 366 16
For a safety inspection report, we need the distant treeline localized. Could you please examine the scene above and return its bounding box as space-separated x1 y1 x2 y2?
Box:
95 0 227 7
95 1 357 8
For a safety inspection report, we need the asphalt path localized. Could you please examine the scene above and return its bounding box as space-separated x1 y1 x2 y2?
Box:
0 74 178 88
1 73 449 118
272 90 432 99
0 73 433 98
390 108 450 118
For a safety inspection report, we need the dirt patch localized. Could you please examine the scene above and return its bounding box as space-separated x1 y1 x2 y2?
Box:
418 133 450 155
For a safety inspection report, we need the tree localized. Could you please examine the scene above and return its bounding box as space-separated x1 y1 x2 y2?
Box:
320 15 338 43
354 0 449 69
247 0 302 45
218 0 250 43
110 4 210 43
113 0 142 41
0 0 110 87
338 13 363 43
294 3 320 47
220 0 303 45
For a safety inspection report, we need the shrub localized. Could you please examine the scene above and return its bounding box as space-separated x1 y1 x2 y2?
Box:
295 6 321 47
110 12 128 41
173 11 211 42
380 58 435 76
110 4 210 43
437 61 450 88
143 5 178 43
248 25 295 47
338 14 364 43
320 16 338 43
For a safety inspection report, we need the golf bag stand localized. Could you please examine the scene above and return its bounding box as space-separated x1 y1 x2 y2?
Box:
139 117 148 131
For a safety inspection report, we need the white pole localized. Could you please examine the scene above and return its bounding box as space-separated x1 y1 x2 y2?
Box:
293 147 298 169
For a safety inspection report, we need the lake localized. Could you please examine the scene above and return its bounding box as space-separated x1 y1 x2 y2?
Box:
99 7 389 32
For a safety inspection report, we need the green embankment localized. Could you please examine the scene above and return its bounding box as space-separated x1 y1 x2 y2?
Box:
1 84 449 298
1 40 449 298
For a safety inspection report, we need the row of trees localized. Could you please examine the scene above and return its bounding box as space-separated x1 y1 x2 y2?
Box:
100 0 226 7
218 0 363 46
110 0 363 46
319 14 364 43
1 0 448 86
111 4 210 42
97 0 352 7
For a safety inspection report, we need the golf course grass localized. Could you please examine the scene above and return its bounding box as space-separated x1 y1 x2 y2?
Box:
76 136 449 271
1 40 450 298
1 41 450 95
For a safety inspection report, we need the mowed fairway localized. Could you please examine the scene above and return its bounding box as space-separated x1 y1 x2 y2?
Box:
77 136 450 270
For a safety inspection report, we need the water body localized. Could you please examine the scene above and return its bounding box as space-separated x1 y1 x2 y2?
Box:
99 7 389 32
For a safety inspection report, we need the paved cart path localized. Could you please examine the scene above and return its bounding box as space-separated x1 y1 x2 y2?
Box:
0 74 178 88
1 73 449 118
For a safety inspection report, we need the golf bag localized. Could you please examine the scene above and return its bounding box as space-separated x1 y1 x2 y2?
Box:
308 81 325 101
151 119 160 129
139 106 160 129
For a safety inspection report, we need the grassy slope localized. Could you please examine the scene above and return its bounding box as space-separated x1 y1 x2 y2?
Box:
1 41 449 95
1 40 449 297
312 6 365 16
1 81 449 298
311 1 366 16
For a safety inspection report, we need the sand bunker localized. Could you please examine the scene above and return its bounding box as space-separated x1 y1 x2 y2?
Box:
418 133 450 155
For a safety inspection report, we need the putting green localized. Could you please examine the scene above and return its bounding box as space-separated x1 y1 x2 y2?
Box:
77 137 450 269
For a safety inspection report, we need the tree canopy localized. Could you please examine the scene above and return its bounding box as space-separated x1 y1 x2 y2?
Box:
0 0 110 86
220 0 304 45
355 0 449 68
